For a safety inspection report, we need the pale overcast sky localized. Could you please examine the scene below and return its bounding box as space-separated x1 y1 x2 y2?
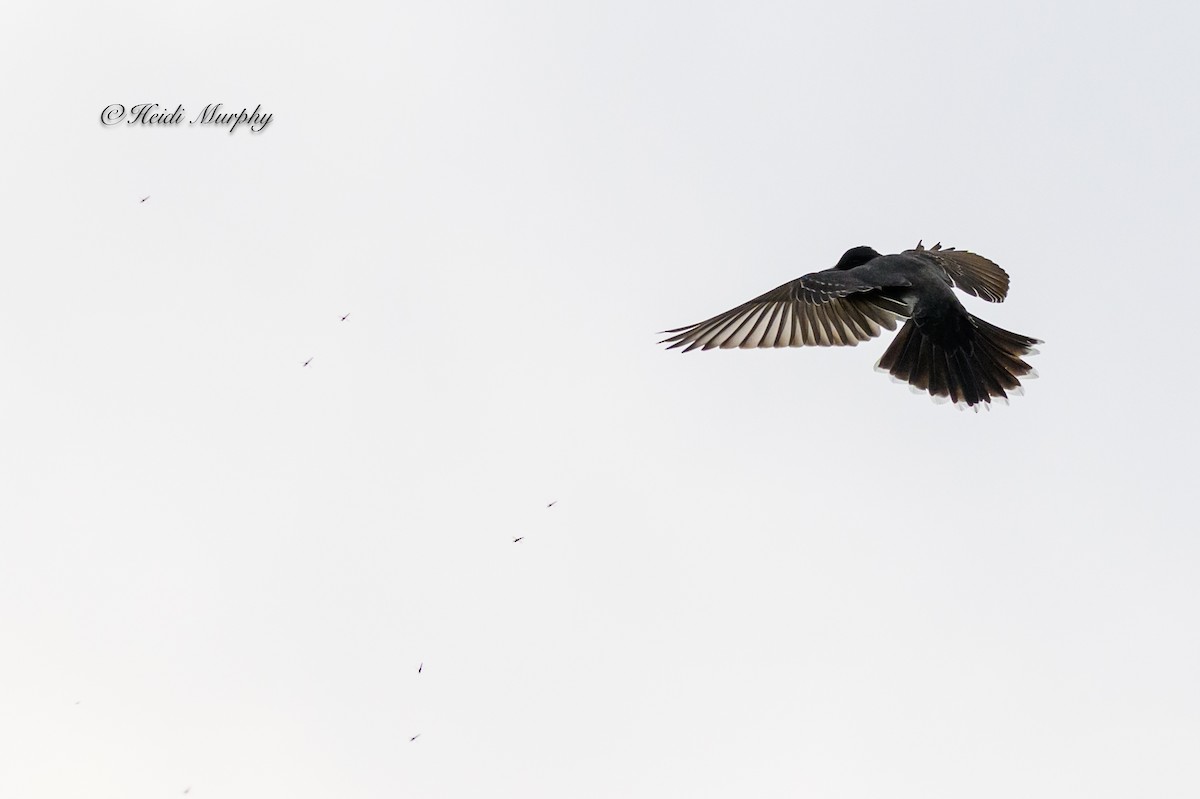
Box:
2 1 1199 797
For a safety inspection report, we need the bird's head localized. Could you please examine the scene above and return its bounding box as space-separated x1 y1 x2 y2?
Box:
834 246 881 270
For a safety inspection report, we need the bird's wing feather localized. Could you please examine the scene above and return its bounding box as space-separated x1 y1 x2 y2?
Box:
905 241 1010 303
661 271 908 352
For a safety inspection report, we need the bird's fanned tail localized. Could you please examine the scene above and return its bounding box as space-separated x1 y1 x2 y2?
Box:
875 313 1041 410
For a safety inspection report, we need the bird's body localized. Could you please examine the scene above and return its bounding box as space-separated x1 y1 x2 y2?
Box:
303 358 313 367
662 243 1040 409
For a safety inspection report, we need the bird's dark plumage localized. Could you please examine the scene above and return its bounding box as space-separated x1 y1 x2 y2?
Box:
833 245 882 270
661 242 1040 410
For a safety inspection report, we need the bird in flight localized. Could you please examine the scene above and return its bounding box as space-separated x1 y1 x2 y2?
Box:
512 536 524 543
546 501 557 508
139 196 150 203
303 358 313 367
417 662 423 674
410 734 421 742
340 313 350 321
662 242 1040 410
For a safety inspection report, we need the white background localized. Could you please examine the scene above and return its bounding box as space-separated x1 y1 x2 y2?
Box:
2 1 1198 797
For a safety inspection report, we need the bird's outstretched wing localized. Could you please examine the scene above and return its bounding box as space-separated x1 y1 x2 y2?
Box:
905 241 1010 303
661 271 908 352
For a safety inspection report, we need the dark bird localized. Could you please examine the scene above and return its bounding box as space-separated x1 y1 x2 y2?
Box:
662 242 1041 410
303 358 313 367
546 501 557 508
140 196 150 203
410 734 421 742
418 662 423 673
340 313 350 321
512 536 524 543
